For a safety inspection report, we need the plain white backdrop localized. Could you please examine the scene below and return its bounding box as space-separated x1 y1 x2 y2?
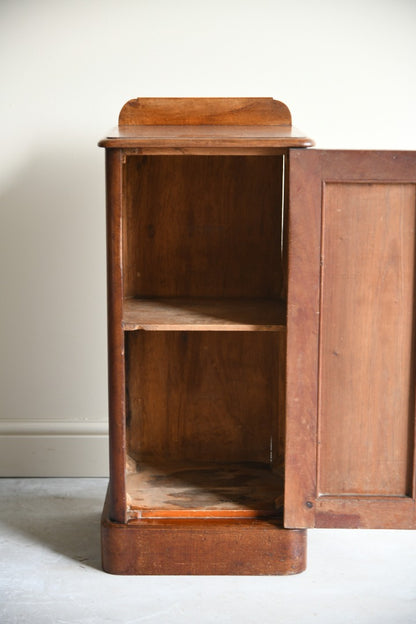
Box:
1 0 416 476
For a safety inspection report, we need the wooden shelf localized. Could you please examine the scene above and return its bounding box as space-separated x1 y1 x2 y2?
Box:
126 461 284 519
122 298 286 331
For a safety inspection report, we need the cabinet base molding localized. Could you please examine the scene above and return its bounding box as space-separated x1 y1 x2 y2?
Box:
101 490 306 575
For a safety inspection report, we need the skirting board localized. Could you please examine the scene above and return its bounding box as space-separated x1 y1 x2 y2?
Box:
0 421 109 477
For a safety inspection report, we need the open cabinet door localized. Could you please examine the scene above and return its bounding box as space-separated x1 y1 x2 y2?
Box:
284 149 416 529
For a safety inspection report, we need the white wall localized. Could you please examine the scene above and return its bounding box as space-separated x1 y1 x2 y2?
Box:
1 0 415 476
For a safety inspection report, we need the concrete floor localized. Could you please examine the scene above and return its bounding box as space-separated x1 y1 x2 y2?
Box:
0 479 415 624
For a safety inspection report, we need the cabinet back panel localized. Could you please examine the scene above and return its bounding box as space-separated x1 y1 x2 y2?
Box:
318 182 416 496
126 331 282 464
123 156 283 297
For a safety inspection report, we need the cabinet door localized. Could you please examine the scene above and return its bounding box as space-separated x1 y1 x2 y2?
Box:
285 149 416 529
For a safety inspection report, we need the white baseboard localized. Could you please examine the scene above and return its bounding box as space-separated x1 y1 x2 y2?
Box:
0 421 109 477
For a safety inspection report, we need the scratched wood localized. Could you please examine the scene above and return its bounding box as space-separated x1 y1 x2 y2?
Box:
102 486 307 574
126 461 283 519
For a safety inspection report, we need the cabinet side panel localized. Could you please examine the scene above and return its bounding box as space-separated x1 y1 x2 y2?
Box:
106 149 127 522
318 183 416 497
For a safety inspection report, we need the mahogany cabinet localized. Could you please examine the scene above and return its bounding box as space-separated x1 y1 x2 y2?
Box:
99 98 416 575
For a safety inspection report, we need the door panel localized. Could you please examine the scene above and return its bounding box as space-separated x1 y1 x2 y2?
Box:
284 150 416 529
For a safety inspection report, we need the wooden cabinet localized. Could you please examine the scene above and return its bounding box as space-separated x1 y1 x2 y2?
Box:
99 98 416 575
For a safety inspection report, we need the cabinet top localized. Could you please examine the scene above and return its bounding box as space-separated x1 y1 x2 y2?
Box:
99 98 314 149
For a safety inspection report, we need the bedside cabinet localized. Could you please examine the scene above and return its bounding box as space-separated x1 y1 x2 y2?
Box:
99 98 416 574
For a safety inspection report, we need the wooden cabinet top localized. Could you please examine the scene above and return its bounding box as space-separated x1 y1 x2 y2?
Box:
99 97 314 149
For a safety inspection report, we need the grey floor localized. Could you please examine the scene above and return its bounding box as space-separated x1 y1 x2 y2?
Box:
1 479 415 624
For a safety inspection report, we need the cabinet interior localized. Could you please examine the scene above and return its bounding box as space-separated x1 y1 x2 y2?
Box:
122 153 287 520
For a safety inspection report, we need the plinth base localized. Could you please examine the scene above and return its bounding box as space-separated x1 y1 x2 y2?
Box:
101 490 307 575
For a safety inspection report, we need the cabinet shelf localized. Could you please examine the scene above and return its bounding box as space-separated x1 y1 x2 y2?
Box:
126 461 284 519
122 297 286 331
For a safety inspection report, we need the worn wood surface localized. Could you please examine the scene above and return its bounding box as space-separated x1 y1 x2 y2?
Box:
122 297 286 331
116 146 289 155
118 97 292 126
101 489 307 575
285 149 416 529
125 461 283 519
126 331 282 465
123 155 284 298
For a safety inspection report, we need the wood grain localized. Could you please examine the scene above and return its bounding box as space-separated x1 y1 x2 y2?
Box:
118 97 292 126
319 182 416 497
122 297 286 331
285 149 416 529
125 331 282 465
125 461 283 519
99 125 314 149
101 489 307 575
105 149 127 523
284 149 322 529
123 155 284 298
